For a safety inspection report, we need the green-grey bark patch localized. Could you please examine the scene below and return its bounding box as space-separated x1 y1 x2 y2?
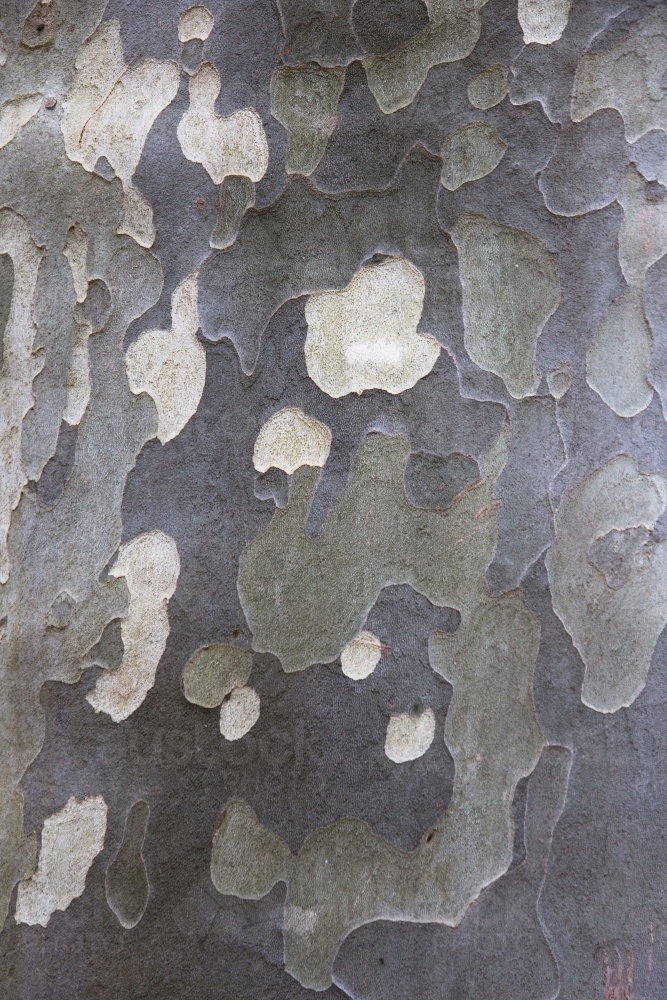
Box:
212 800 292 899
586 286 653 418
0 253 13 370
271 65 345 176
439 122 506 191
363 0 488 114
183 644 252 709
451 214 560 399
210 176 255 251
467 64 508 110
404 451 480 509
105 800 150 929
225 427 542 988
546 455 667 713
332 744 572 1000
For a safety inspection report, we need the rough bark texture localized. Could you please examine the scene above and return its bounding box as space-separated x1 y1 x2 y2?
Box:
1 1 666 998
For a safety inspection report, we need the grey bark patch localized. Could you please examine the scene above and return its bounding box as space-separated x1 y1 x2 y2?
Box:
86 617 124 670
0 252 14 370
46 592 76 631
74 278 111 333
451 214 560 399
277 0 363 66
630 129 667 182
181 38 204 76
589 526 652 590
352 0 429 55
254 467 290 508
404 451 480 509
183 644 252 709
105 800 150 929
93 157 116 181
538 109 630 217
32 420 78 510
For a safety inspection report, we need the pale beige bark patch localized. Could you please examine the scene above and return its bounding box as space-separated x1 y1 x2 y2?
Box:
253 407 332 475
15 796 107 927
305 258 440 398
87 531 180 722
125 273 206 444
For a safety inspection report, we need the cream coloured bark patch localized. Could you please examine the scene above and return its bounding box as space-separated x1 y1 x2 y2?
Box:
618 165 667 290
87 531 180 722
219 686 260 741
177 62 268 186
61 20 179 248
340 631 382 680
518 0 572 45
0 209 43 583
304 258 440 398
178 5 214 42
15 796 107 927
0 94 41 150
384 708 436 763
253 407 332 475
125 273 206 444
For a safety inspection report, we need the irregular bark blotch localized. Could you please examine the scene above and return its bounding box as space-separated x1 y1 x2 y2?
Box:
271 65 345 175
125 273 206 444
87 531 180 722
451 214 560 399
253 407 332 475
340 631 382 680
61 20 179 248
439 122 507 192
211 800 291 899
305 258 440 398
384 707 435 763
546 455 667 713
105 800 150 929
15 796 107 927
183 644 252 709
467 64 508 110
